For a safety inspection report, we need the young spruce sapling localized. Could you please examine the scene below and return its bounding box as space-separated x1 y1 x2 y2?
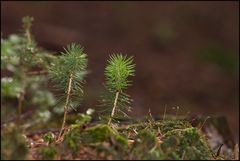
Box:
104 54 135 125
48 43 88 139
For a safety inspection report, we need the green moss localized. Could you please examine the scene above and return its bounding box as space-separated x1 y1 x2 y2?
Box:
130 129 160 160
50 119 214 160
134 129 156 149
156 119 191 133
80 124 129 159
81 124 115 143
161 127 213 160
37 145 57 160
161 135 179 151
81 124 127 146
115 134 128 146
63 128 81 153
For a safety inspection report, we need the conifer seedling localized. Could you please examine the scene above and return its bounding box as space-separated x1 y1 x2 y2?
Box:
1 16 56 123
103 54 135 125
48 43 88 139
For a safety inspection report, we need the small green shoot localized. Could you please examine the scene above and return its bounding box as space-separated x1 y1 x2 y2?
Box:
48 43 88 140
103 54 135 125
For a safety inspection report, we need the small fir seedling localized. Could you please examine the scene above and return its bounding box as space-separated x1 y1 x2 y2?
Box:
1 16 56 124
103 54 135 125
48 43 88 140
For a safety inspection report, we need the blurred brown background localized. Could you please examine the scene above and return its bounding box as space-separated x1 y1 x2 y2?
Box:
1 2 239 140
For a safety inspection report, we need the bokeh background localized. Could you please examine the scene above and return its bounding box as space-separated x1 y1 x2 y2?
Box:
1 2 239 140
